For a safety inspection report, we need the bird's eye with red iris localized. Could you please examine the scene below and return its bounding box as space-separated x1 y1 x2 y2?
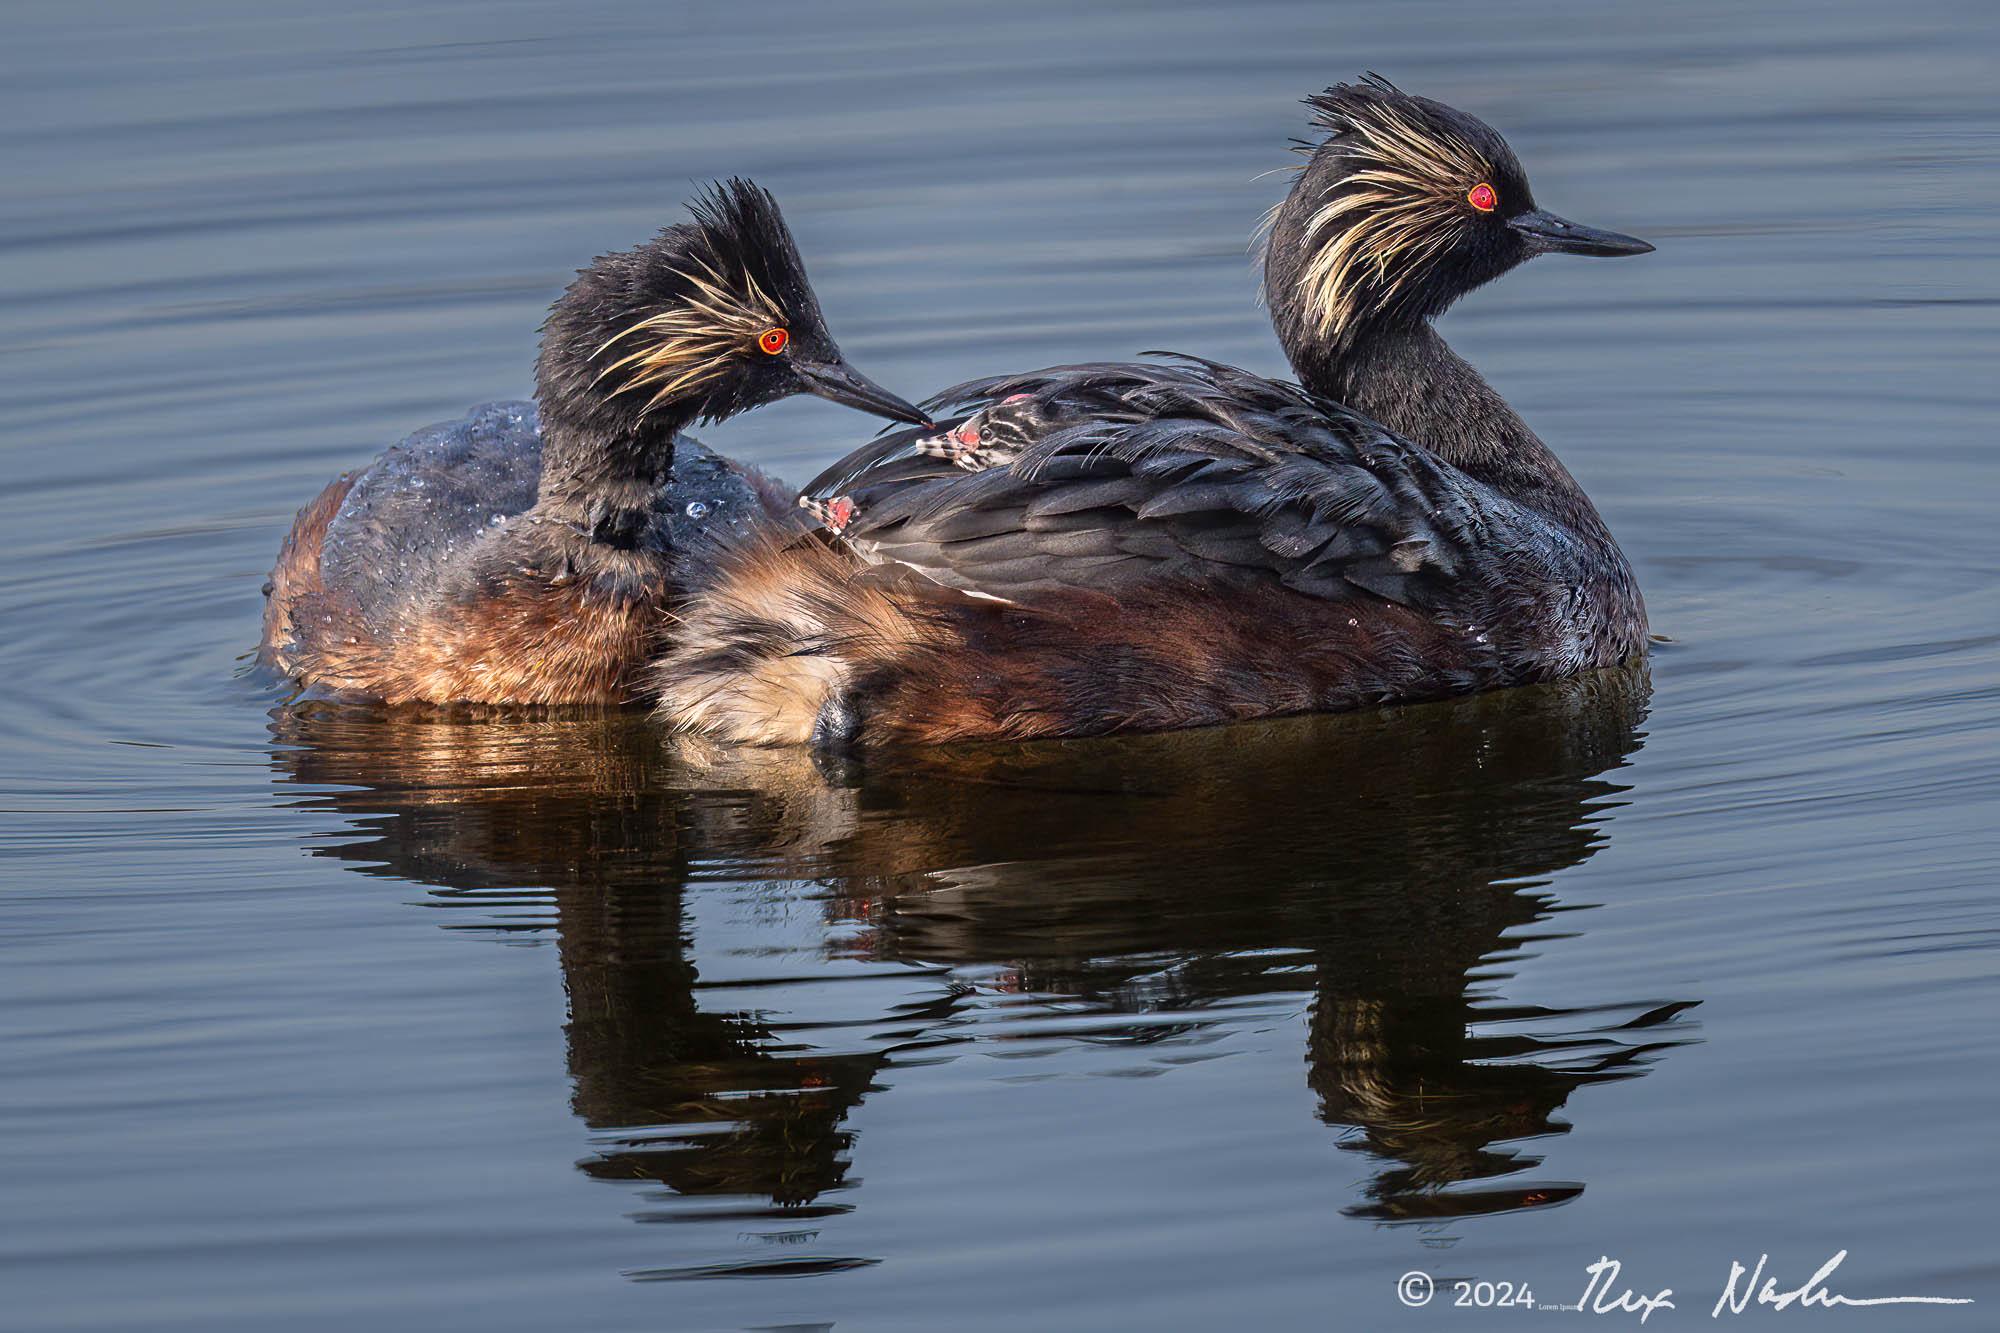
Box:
1467 182 1498 213
758 327 789 355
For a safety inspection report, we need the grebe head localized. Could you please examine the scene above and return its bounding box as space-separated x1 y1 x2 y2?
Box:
1263 75 1652 355
537 178 928 446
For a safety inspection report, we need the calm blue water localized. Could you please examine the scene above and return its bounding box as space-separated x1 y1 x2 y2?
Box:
3 1 1998 1329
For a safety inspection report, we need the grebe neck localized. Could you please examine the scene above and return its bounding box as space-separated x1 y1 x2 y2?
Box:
1295 321 1611 542
532 404 694 553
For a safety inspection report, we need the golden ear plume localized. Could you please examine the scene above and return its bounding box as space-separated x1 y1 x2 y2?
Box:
589 254 785 414
1297 99 1492 340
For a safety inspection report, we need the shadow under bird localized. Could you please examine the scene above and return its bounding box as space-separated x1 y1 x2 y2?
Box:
259 179 928 706
651 76 1655 749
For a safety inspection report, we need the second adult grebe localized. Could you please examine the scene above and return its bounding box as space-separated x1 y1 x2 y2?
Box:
260 180 928 705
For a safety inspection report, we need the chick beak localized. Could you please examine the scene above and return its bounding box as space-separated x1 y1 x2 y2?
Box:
1508 208 1654 258
797 358 933 428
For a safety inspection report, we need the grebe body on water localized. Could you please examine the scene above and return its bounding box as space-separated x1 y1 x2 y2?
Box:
650 79 1654 748
260 180 927 706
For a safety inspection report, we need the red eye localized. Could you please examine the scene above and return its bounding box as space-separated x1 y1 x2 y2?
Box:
1467 182 1498 213
758 327 788 355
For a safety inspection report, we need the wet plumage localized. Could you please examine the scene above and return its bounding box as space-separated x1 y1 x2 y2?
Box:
259 180 925 705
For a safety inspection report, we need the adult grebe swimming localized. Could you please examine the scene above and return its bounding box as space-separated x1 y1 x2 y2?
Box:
260 180 927 705
649 79 1653 748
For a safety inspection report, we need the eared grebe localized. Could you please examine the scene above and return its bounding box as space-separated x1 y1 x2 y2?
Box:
648 79 1654 748
260 180 928 705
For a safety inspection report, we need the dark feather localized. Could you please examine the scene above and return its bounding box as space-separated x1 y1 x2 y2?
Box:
799 356 1534 613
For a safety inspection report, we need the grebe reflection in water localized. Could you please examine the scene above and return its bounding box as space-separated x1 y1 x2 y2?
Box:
269 666 1695 1265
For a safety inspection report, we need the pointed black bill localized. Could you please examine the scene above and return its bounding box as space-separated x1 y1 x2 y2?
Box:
798 359 932 428
1508 209 1654 257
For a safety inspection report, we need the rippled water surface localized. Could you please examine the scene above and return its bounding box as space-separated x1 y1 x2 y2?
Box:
5 2 1999 1328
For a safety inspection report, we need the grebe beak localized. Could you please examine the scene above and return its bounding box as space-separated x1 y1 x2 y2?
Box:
1508 209 1654 258
798 359 934 428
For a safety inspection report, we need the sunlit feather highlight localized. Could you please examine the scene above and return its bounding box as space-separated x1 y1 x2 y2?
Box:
1295 85 1494 339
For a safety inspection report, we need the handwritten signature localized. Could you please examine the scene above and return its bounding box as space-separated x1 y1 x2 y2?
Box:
1713 1251 1973 1318
1571 1250 1972 1323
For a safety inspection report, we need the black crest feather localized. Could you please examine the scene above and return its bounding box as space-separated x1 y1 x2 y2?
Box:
681 177 826 333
